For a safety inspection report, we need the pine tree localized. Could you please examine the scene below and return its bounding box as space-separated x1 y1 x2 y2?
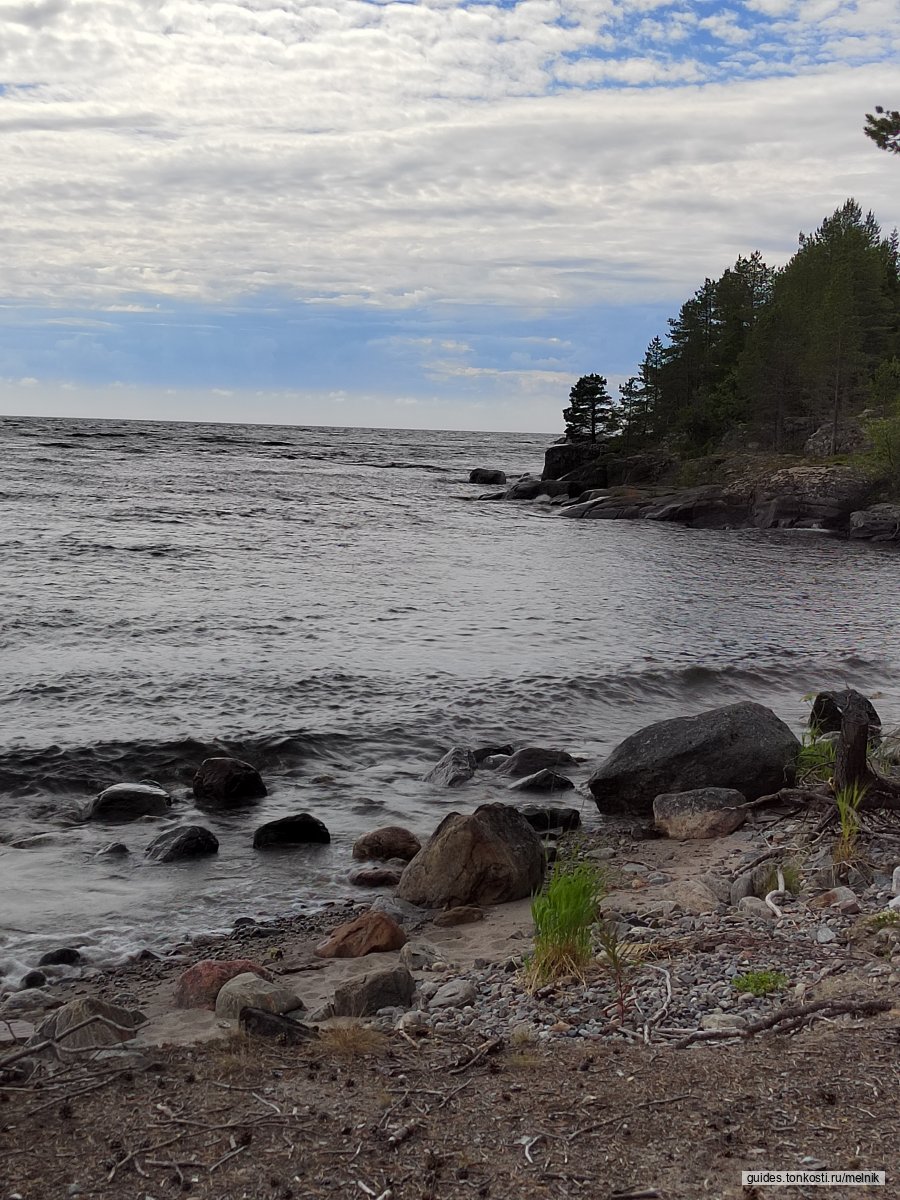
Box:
865 106 900 155
563 374 617 443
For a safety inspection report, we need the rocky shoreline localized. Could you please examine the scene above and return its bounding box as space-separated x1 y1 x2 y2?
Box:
2 691 899 1197
471 444 900 542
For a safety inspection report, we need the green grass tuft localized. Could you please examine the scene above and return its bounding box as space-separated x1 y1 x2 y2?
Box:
732 969 789 997
523 859 606 990
833 781 867 866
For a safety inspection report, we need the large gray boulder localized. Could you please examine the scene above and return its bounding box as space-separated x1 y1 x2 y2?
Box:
331 965 415 1018
653 787 748 839
588 702 799 815
396 802 544 908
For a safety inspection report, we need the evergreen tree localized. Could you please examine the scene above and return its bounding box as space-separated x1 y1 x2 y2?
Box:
563 374 617 443
865 106 900 155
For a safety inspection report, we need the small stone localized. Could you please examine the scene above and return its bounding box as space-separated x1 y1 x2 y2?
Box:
815 925 838 944
399 940 443 971
809 886 859 914
396 1010 431 1035
699 1012 747 1033
432 905 484 928
737 896 774 920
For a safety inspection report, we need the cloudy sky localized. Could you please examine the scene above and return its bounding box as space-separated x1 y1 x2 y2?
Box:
0 0 897 433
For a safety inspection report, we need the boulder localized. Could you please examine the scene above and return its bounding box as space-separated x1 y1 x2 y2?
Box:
38 948 82 968
0 988 60 1015
348 867 403 887
423 747 476 788
588 702 799 815
21 971 47 990
352 826 421 862
809 689 881 736
193 757 266 806
652 787 748 839
507 769 574 794
314 911 407 959
469 468 507 485
95 842 129 858
174 959 272 1009
331 965 415 1017
849 503 900 542
369 895 431 927
253 814 330 849
517 805 581 833
34 997 143 1052
504 475 555 500
214 973 304 1019
145 824 219 862
497 747 578 778
396 802 544 908
83 782 171 822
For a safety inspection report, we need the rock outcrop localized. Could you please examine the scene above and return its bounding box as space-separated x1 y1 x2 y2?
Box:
396 803 545 908
588 702 799 815
849 503 900 542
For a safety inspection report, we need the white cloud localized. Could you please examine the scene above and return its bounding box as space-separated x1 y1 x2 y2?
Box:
0 0 896 318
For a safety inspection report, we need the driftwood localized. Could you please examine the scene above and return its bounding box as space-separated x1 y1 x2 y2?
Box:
674 997 891 1049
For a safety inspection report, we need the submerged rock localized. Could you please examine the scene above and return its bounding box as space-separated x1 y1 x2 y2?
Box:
349 866 403 887
469 468 507 485
145 824 219 862
193 757 266 806
507 769 574 794
84 782 171 822
396 802 544 908
588 701 799 815
423 747 476 788
38 948 83 968
497 747 578 779
253 814 330 849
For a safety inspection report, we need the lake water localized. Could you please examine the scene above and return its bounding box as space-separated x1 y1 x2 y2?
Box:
1 414 898 979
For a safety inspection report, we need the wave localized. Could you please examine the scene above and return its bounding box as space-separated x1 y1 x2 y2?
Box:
0 729 359 798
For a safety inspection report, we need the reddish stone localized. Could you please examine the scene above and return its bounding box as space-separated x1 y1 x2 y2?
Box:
352 826 421 863
314 911 407 959
174 959 272 1009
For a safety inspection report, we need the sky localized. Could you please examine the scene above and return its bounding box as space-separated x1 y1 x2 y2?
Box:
0 0 898 433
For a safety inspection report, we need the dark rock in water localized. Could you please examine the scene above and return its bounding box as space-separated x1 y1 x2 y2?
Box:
145 824 219 862
542 441 597 481
469 468 507 485
809 689 882 735
498 747 578 778
518 804 581 833
253 814 330 849
83 782 171 822
332 964 415 1017
473 744 514 764
397 802 545 908
507 769 574 794
352 825 420 862
239 1007 318 1043
38 948 83 968
348 867 403 887
653 787 748 839
588 702 799 815
423 746 476 788
193 757 266 806
849 503 900 541
505 475 572 500
21 970 47 990
96 842 130 858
